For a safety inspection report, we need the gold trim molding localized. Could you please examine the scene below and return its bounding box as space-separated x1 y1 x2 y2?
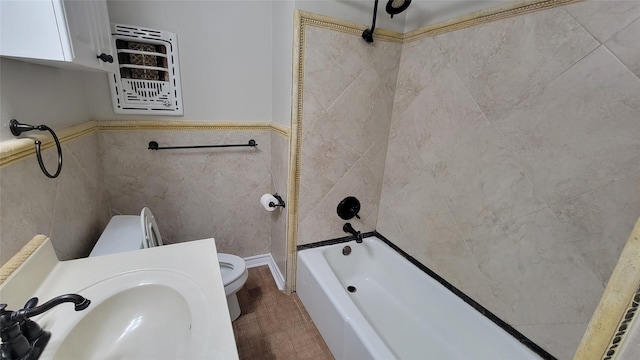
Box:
0 121 290 168
574 217 640 360
0 121 96 167
297 10 403 43
404 0 584 43
0 235 47 285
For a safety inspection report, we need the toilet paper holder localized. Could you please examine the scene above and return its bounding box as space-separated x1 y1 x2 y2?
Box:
269 193 286 208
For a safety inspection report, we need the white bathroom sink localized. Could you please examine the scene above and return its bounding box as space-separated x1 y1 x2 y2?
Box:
0 238 238 360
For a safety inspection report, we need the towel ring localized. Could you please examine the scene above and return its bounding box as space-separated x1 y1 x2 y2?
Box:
9 119 63 178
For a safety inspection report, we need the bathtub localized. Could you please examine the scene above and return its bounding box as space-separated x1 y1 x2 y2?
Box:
296 235 545 360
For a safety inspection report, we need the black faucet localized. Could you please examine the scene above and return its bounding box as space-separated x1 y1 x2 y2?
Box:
1 294 91 360
343 223 363 243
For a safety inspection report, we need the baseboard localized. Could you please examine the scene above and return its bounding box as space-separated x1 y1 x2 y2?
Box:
243 253 285 291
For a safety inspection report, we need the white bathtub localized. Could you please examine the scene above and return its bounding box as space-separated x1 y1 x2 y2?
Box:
296 236 544 360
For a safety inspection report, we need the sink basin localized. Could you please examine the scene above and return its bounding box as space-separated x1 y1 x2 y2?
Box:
0 237 237 359
55 285 189 359
49 270 210 359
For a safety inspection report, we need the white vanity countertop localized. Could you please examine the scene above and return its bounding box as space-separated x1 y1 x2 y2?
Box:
0 238 238 360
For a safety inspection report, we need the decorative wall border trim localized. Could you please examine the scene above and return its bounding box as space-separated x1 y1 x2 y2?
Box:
0 235 47 285
603 285 640 359
0 121 97 167
296 10 403 43
574 217 640 360
286 10 305 294
404 0 584 43
0 121 290 168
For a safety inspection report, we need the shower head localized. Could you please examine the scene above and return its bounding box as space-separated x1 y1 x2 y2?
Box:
385 0 411 18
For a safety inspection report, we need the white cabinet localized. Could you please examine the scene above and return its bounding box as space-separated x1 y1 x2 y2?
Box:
0 0 115 72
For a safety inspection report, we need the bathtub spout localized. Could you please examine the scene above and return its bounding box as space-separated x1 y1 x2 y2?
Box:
343 223 363 243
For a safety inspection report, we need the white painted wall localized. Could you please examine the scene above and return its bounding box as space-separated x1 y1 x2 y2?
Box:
272 1 296 127
86 0 274 122
0 58 92 140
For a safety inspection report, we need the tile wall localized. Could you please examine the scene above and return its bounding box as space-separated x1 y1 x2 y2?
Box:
377 2 640 358
1 125 289 280
98 129 274 258
0 132 110 264
271 131 290 276
297 26 401 245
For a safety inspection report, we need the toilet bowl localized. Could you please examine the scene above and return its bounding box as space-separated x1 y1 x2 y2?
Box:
218 253 249 321
89 207 249 321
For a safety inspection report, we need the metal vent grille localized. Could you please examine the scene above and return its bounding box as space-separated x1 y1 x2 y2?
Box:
109 24 183 115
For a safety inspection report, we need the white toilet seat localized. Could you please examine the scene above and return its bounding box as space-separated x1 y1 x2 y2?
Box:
141 207 163 248
218 253 248 295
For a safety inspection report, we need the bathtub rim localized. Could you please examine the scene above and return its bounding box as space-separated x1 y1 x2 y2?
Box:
297 231 555 360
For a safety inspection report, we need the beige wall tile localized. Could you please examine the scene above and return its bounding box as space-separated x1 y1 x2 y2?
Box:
298 27 399 246
515 322 589 360
214 176 271 257
98 129 274 258
0 132 108 263
299 122 362 222
605 17 640 79
494 46 640 205
0 153 57 264
303 27 370 110
50 134 110 259
271 132 289 276
565 0 640 43
433 8 598 122
298 156 381 245
374 5 639 357
377 172 502 311
551 174 640 286
467 208 604 326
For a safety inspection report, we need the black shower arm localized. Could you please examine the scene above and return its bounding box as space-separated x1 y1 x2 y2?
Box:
362 0 379 43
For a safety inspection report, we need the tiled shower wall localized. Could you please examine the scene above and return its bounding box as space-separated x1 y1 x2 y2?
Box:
0 132 110 264
297 27 401 245
377 2 640 359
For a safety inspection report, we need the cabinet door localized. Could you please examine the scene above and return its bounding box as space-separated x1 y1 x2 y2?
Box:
0 0 68 61
61 0 115 71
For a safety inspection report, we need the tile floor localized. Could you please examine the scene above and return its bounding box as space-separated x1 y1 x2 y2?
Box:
232 266 334 360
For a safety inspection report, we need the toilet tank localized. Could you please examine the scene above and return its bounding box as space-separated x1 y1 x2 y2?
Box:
89 215 144 257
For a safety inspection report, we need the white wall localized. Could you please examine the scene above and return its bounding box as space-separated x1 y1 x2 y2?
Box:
272 1 296 127
87 0 274 122
0 58 92 140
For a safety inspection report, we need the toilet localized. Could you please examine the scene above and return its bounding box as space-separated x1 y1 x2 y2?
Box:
89 207 249 321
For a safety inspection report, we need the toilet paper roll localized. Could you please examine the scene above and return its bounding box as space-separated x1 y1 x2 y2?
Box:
260 194 279 212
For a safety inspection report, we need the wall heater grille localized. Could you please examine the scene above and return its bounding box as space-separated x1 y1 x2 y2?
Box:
109 24 183 115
